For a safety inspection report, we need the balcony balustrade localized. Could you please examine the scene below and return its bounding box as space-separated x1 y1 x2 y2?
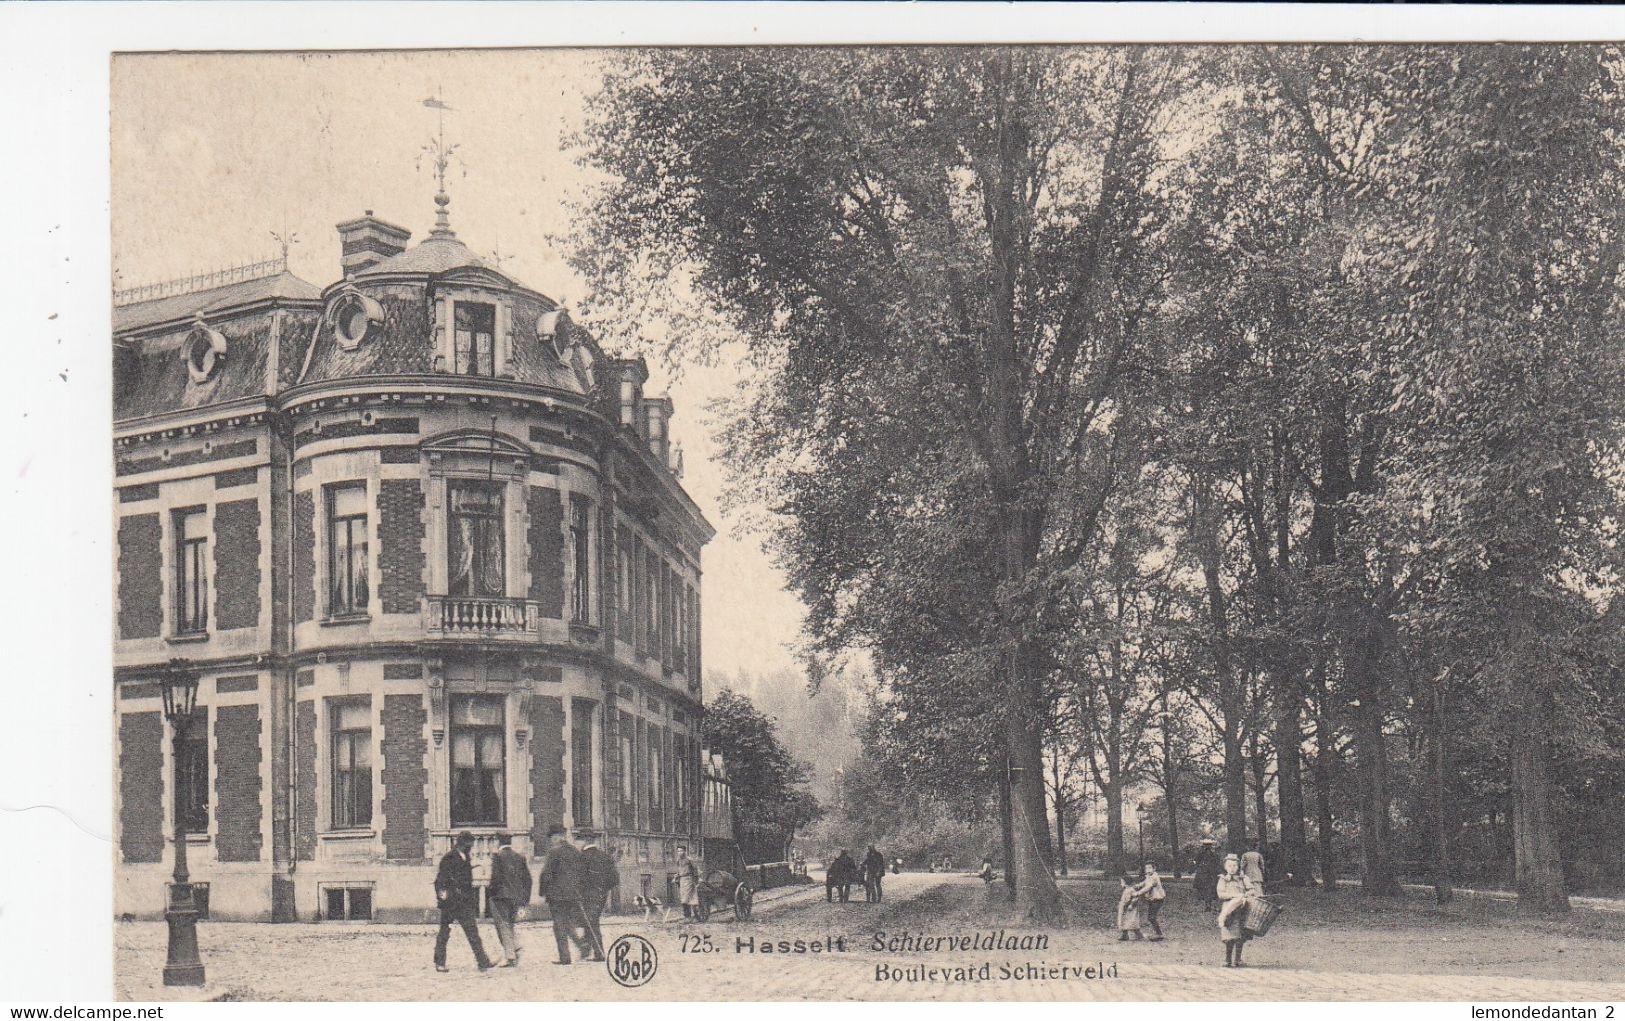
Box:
424 595 540 637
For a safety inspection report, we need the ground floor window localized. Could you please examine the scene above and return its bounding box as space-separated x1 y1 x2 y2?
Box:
450 696 505 826
173 710 208 834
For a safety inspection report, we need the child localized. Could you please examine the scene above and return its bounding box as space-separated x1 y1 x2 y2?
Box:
1116 871 1145 941
1134 862 1167 941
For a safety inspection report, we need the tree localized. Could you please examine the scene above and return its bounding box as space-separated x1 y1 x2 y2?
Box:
580 46 1207 917
702 690 824 863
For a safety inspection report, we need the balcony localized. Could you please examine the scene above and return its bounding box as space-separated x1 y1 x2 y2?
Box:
424 595 540 637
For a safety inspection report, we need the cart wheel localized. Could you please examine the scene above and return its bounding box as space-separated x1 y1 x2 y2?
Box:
734 884 753 921
693 896 710 923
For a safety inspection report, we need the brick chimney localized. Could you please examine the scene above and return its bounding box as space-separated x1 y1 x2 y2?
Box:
335 211 411 278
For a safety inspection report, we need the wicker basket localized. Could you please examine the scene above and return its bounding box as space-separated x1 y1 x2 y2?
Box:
1241 896 1281 937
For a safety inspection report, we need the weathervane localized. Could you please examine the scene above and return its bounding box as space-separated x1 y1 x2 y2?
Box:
269 228 299 270
419 87 463 238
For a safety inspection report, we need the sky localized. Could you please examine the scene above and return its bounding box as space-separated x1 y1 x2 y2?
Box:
111 49 808 680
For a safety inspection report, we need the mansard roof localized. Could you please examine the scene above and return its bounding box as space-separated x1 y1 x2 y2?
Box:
114 270 321 335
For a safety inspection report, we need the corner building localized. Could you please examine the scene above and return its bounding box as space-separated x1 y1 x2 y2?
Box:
113 207 715 921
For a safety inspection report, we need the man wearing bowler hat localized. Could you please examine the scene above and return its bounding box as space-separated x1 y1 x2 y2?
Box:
433 830 495 973
488 833 533 967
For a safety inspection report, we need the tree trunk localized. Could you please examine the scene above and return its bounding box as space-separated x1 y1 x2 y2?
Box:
998 753 1015 900
1052 753 1069 877
1166 797 1181 879
1432 681 1453 905
1510 720 1569 914
1251 751 1269 853
1222 723 1248 851
1103 778 1125 871
1348 635 1402 896
1275 670 1311 884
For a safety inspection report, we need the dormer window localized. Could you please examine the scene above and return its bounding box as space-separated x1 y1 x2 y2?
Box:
183 320 227 384
331 290 383 351
453 302 496 376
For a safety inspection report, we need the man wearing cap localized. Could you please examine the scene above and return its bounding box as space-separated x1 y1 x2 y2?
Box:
579 838 619 962
433 831 495 973
538 824 591 965
488 833 533 967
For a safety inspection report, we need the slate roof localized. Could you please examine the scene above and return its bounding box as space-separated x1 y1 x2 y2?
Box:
113 271 321 334
354 235 489 278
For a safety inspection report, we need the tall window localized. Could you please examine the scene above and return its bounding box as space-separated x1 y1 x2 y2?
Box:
447 480 504 597
645 552 660 658
453 302 496 376
571 700 595 826
173 710 208 833
326 484 369 616
330 700 373 829
570 497 592 623
620 720 634 806
174 509 208 634
616 527 633 643
450 696 505 826
649 732 663 822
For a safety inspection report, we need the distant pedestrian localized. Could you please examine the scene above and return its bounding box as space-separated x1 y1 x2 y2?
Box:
978 857 995 885
488 833 533 967
538 824 592 965
1216 853 1262 968
433 831 495 973
1133 862 1166 941
1192 842 1219 913
892 856 902 875
863 845 886 902
579 838 618 962
1241 845 1266 886
1116 872 1145 941
678 845 701 919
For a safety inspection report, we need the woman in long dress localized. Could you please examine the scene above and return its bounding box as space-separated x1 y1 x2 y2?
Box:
1215 853 1261 967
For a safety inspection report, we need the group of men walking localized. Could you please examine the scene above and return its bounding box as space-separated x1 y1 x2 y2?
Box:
824 845 888 903
433 825 621 973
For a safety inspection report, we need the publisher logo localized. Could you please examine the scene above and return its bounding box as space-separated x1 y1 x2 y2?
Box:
607 934 658 988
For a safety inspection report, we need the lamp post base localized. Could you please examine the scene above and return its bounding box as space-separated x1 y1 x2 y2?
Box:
162 899 206 987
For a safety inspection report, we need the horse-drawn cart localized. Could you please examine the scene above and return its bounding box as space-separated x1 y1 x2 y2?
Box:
691 868 754 922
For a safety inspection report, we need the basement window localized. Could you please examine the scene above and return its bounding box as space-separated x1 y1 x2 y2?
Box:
321 885 374 921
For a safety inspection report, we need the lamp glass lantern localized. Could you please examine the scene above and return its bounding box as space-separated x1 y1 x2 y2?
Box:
160 665 200 722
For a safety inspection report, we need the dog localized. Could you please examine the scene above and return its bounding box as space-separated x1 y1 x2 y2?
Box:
633 894 675 924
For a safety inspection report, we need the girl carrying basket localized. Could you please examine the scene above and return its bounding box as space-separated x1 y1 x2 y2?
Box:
1215 853 1261 967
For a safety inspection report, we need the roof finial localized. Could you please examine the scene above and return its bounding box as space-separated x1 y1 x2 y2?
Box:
420 87 460 239
269 227 299 270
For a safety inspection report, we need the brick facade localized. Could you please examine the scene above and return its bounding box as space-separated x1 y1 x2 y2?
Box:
529 695 566 847
215 704 263 862
295 700 316 860
117 513 162 639
293 491 315 624
213 497 262 631
527 486 565 618
378 479 424 615
382 694 427 861
119 711 165 863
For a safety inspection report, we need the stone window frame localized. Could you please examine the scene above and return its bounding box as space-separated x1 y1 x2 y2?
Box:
422 437 530 603
328 696 375 831
327 288 383 353
322 481 373 620
432 287 512 379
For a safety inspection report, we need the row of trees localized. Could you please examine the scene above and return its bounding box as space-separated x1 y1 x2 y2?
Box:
579 45 1625 915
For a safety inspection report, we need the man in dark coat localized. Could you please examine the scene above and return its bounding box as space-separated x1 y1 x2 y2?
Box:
578 838 619 962
434 830 495 972
537 824 591 965
1192 841 1220 913
488 833 533 966
863 846 886 902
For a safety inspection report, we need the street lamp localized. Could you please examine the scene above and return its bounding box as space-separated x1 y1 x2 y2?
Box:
160 661 205 987
1136 802 1148 864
